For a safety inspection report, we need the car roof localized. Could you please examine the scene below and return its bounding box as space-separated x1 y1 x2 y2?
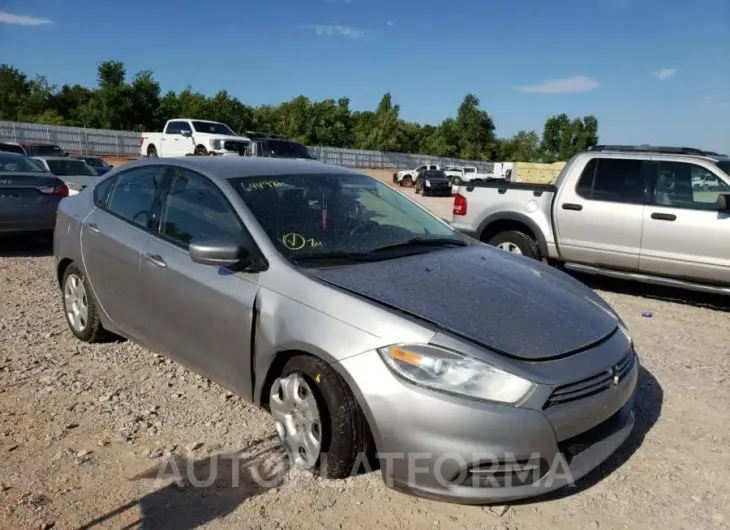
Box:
33 155 73 161
0 141 21 146
19 141 59 146
120 157 366 183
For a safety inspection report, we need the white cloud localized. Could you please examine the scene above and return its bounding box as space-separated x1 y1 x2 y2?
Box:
301 24 371 39
515 75 600 94
386 21 395 27
0 10 53 26
653 68 677 81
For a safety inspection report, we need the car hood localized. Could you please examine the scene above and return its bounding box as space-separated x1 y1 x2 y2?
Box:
209 134 249 142
307 245 619 361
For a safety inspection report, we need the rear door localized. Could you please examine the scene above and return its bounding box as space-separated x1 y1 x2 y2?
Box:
80 165 170 341
0 172 66 233
554 156 649 270
639 159 730 284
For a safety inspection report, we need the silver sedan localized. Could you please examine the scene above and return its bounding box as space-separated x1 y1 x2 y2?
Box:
54 156 638 504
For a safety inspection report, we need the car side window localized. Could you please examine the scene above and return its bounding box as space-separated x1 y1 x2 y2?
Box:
651 161 730 210
158 168 246 248
104 166 167 228
165 121 181 135
93 175 118 207
575 158 646 204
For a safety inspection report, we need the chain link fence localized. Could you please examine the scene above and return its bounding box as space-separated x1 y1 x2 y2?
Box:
0 120 494 172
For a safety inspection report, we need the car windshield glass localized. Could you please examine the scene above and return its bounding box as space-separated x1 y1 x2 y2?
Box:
191 121 236 135
230 173 462 263
463 167 476 173
0 143 25 155
80 157 103 168
27 145 65 157
715 160 730 176
0 154 47 172
266 140 316 159
424 171 446 178
46 159 97 176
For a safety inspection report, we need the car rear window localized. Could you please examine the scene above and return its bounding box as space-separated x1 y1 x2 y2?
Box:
0 154 47 172
26 144 65 157
0 143 25 155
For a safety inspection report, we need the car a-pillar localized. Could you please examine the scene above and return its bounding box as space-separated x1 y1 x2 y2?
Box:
480 219 541 260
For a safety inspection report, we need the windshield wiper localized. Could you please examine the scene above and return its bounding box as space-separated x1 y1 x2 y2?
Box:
291 251 384 264
371 238 468 253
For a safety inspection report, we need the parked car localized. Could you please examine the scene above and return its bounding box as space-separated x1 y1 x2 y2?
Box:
394 164 441 187
450 144 730 295
415 169 452 196
0 141 27 155
0 152 69 236
243 133 317 161
140 119 251 158
54 156 637 504
32 156 100 195
75 156 114 175
1 141 68 158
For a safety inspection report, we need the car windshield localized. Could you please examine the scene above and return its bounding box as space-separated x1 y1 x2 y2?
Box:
191 121 236 135
80 157 104 168
0 154 48 172
463 167 477 173
715 160 730 176
26 144 65 157
0 143 25 155
424 171 447 178
231 173 463 263
46 159 98 176
266 140 316 159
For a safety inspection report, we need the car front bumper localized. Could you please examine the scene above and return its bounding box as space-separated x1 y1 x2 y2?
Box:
336 349 638 504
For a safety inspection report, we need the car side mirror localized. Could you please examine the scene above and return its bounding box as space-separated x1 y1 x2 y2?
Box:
715 193 730 211
189 238 252 269
181 130 192 138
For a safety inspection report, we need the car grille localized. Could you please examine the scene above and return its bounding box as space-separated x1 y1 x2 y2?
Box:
544 350 635 409
223 141 246 154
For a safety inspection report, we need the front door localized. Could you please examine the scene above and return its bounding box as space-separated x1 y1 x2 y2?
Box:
81 165 169 340
139 167 260 397
640 160 730 285
554 157 649 270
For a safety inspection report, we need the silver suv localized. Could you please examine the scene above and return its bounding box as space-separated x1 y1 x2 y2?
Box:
450 145 730 295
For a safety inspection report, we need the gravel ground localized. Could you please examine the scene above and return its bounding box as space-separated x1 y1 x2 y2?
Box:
1 187 729 529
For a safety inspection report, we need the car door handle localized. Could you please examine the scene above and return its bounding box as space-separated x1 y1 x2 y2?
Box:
144 253 167 268
86 223 100 233
562 203 583 211
651 212 677 221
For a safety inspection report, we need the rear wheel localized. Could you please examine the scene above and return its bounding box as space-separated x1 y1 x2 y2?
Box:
61 264 109 342
487 230 540 260
147 146 158 158
269 355 371 479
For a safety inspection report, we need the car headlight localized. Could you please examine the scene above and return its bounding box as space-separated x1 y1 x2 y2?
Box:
377 344 534 405
425 180 431 186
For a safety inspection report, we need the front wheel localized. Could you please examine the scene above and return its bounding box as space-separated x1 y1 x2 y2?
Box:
487 230 540 260
269 355 372 479
401 175 413 187
194 145 208 156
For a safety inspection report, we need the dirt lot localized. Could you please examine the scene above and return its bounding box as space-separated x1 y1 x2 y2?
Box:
1 174 729 530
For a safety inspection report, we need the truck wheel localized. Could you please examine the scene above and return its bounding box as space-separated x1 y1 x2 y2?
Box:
195 145 208 156
488 231 540 260
392 173 398 183
147 146 158 158
401 175 413 187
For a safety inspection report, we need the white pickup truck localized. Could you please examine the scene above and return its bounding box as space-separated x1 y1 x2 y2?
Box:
450 145 730 295
140 119 251 158
444 165 500 184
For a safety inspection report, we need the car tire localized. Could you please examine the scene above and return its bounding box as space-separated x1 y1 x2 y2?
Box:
61 264 109 343
401 175 413 187
147 146 158 158
195 145 208 156
270 355 372 480
487 230 540 260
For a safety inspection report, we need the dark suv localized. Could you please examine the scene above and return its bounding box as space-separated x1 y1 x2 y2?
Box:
415 169 452 196
0 141 67 157
243 133 317 160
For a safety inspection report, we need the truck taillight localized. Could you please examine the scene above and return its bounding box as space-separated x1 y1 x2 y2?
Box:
139 136 144 146
453 193 467 215
40 184 69 197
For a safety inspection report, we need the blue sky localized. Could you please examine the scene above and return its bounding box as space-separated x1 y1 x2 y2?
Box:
1 0 728 152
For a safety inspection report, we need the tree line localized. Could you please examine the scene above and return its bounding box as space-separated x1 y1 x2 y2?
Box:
0 61 599 162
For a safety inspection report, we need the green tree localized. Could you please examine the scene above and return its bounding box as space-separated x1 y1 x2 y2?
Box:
540 113 599 162
455 94 497 160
